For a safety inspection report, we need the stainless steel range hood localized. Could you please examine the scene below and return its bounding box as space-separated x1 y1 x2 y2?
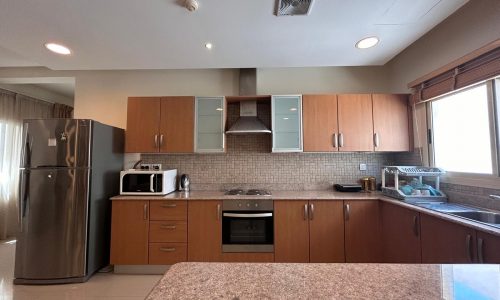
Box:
226 69 271 135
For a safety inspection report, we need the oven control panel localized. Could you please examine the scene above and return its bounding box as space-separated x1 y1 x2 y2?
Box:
223 200 273 211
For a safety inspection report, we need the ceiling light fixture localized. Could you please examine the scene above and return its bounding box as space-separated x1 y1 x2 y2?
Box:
44 43 72 55
355 37 379 49
205 43 213 50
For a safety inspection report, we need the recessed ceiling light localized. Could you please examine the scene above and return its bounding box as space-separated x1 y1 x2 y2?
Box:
355 37 379 49
205 43 213 50
44 43 72 55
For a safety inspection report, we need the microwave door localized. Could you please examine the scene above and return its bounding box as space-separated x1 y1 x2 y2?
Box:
122 173 156 193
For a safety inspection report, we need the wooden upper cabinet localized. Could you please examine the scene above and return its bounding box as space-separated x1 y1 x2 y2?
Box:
372 94 410 152
420 214 477 263
477 231 500 264
302 95 338 152
274 201 310 263
381 202 421 263
344 200 381 262
309 201 345 263
187 201 222 262
160 96 194 153
337 94 374 152
110 200 149 265
125 97 161 153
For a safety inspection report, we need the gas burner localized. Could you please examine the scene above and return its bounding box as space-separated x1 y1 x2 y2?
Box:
224 189 272 196
225 189 245 195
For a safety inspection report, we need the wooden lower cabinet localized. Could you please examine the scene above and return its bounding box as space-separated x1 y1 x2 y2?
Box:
274 201 310 262
150 200 187 221
344 200 381 262
476 231 500 263
421 214 477 263
222 253 274 262
188 201 223 262
110 200 149 265
149 243 187 265
381 203 421 263
309 201 345 262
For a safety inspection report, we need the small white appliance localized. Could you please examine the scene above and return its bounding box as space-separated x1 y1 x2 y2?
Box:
120 169 177 195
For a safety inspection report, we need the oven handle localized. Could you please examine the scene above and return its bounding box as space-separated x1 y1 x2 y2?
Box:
223 213 273 218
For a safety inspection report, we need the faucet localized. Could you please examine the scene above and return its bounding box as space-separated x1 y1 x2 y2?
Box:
490 195 500 200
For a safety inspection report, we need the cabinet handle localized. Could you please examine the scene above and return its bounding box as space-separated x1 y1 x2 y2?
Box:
333 133 338 148
309 203 314 220
160 134 164 147
154 134 158 148
160 224 177 230
478 238 484 263
344 203 350 221
159 247 176 252
143 203 148 220
465 234 473 263
338 133 344 148
374 133 380 148
160 203 177 208
217 204 221 221
412 215 419 237
304 204 308 221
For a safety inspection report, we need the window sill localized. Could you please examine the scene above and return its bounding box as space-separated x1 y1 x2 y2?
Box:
441 173 500 190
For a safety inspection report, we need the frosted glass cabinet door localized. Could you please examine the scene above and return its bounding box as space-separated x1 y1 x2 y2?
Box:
195 97 225 152
272 95 303 152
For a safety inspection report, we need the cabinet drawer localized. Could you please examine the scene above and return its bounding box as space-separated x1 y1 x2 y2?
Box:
149 243 187 265
150 201 187 220
150 221 187 243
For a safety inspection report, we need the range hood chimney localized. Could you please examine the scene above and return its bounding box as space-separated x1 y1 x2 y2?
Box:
226 68 271 135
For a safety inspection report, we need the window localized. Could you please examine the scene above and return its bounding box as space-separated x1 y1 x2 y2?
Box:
428 79 499 176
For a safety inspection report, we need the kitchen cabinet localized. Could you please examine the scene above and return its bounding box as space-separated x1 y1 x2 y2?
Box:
337 94 374 152
302 95 338 152
110 200 149 265
275 200 345 263
271 95 303 152
187 201 223 262
125 96 194 153
195 97 225 152
344 200 381 262
372 94 410 152
381 202 421 263
476 231 500 263
420 214 477 263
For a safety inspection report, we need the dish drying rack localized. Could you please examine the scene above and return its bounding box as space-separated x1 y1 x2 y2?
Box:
381 166 447 203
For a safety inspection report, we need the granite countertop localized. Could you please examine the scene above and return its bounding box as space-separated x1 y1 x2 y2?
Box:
146 262 500 299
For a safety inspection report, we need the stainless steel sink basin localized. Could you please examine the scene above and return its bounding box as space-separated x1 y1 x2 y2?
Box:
412 202 500 228
448 211 500 225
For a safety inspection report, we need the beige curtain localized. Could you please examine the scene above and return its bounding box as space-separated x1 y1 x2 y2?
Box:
52 103 74 118
0 90 53 240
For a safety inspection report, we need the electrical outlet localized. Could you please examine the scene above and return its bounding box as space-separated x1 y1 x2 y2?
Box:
151 164 162 170
139 163 151 170
359 163 367 171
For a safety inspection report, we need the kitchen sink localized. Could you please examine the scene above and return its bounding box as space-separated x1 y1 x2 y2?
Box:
448 211 500 225
412 202 500 228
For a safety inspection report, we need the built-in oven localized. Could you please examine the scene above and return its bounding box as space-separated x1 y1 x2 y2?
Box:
222 199 274 253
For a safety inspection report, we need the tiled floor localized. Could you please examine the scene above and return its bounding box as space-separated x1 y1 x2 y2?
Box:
0 240 161 300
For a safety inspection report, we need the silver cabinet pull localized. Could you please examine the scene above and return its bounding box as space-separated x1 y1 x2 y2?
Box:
159 247 176 252
478 238 484 263
154 134 158 148
333 133 338 148
160 203 177 208
374 133 380 148
413 215 419 237
344 203 350 221
309 203 314 220
160 134 164 147
143 203 148 220
304 204 308 221
339 133 344 148
465 234 473 263
217 204 221 221
160 224 177 230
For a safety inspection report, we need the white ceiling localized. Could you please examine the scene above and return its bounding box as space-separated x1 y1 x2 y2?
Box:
0 0 468 70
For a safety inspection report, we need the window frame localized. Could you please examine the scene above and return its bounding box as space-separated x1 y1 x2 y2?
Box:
426 79 500 187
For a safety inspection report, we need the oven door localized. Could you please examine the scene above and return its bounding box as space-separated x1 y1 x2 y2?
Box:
222 211 274 253
121 173 163 194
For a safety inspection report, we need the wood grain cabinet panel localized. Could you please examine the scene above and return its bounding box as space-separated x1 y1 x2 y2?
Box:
188 201 222 262
337 94 374 152
302 95 338 152
381 203 421 263
420 214 477 263
344 200 381 262
274 201 310 262
125 97 160 153
149 201 187 221
477 231 500 263
309 201 345 262
372 94 410 152
110 200 149 265
149 242 187 265
160 96 194 153
149 221 187 243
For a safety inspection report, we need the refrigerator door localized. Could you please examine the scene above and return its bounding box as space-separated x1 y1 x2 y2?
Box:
21 119 91 169
15 168 89 281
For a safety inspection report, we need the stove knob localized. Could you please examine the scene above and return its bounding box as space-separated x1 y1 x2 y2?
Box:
238 203 242 207
255 203 258 207
246 203 250 207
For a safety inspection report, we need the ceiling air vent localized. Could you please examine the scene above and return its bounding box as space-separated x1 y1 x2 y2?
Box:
275 0 314 16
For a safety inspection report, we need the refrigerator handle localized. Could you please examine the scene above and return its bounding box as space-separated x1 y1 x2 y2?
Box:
150 174 155 192
18 170 29 232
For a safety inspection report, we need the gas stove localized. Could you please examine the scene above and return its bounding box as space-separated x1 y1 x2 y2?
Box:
224 189 272 196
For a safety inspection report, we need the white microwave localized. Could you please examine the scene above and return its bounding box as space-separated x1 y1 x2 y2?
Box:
120 169 177 195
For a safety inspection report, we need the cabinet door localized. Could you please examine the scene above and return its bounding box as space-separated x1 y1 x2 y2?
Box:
110 201 149 265
421 214 477 263
477 231 500 263
187 201 222 262
125 97 160 153
381 203 421 263
274 201 309 262
372 94 410 152
344 200 381 262
195 97 225 152
272 95 303 152
302 95 338 152
309 201 345 262
160 96 194 153
337 94 374 151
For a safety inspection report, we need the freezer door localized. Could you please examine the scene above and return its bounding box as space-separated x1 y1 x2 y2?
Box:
14 168 89 280
21 119 91 168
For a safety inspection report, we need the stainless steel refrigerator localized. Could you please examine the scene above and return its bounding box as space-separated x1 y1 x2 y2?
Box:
14 119 124 284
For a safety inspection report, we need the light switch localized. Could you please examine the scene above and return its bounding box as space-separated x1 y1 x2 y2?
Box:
359 163 367 171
